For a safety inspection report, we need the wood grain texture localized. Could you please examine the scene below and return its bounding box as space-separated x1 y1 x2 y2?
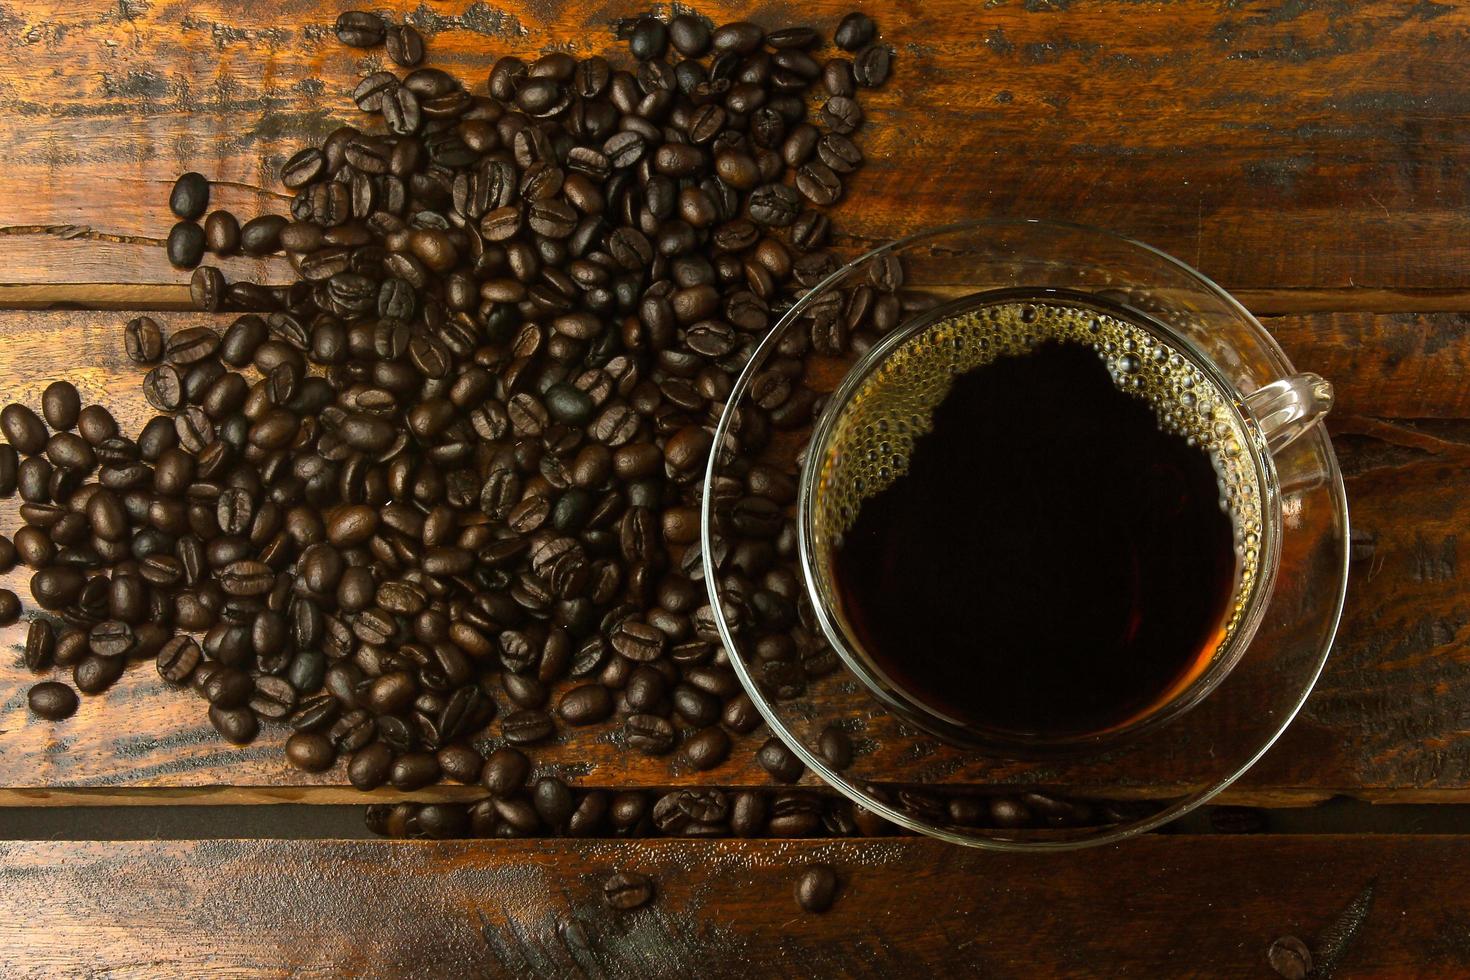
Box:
0 835 1453 977
2 0 1470 294
0 309 1453 803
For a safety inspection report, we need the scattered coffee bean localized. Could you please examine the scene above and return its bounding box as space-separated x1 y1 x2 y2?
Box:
603 871 654 910
28 681 79 720
169 172 209 220
794 864 839 912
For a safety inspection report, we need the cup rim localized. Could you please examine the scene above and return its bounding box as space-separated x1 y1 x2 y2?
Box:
700 218 1350 850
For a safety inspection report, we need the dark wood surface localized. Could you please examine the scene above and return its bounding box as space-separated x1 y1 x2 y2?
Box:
0 835 1459 977
1 0 1467 974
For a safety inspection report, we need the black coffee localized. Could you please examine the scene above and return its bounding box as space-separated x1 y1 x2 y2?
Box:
827 298 1259 740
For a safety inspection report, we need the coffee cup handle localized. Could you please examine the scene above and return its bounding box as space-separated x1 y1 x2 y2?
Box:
1245 373 1335 455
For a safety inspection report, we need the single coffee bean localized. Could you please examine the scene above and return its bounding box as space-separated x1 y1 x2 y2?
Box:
166 220 207 269
794 864 839 912
335 10 385 47
853 43 894 87
40 381 81 432
757 736 805 783
669 14 711 56
603 871 654 910
346 743 393 790
286 731 337 772
73 653 124 695
390 751 441 790
124 316 164 364
501 708 555 745
190 266 226 312
156 635 202 685
557 683 613 725
23 618 54 671
204 210 241 254
624 714 675 755
0 588 20 626
818 724 854 770
88 620 136 658
835 11 875 50
28 681 79 720
385 24 425 67
2 404 47 455
209 703 259 744
239 214 288 256
1267 936 1313 980
480 746 531 796
682 726 731 771
169 172 210 220
250 675 298 719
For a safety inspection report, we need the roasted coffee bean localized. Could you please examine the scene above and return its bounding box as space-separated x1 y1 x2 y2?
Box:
501 709 555 744
156 635 202 685
0 588 19 626
285 731 337 772
88 620 135 658
220 560 273 596
794 864 839 912
23 618 53 671
681 726 730 770
480 746 531 796
142 365 185 412
204 210 242 254
170 172 210 220
390 751 441 790
167 220 207 269
190 266 226 312
1267 936 1313 980
557 683 613 725
818 724 854 770
28 681 79 720
347 743 393 790
209 703 259 744
822 95 863 134
385 24 425 67
40 382 81 432
2 404 46 455
669 14 711 55
335 10 385 47
624 713 675 755
854 43 894 87
603 871 653 910
73 653 124 695
757 736 805 783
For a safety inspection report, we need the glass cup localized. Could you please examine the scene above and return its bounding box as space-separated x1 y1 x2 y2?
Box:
702 219 1350 849
799 285 1334 756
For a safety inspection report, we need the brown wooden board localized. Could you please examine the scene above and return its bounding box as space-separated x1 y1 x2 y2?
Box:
0 309 1456 804
3 1 1470 296
0 835 1454 977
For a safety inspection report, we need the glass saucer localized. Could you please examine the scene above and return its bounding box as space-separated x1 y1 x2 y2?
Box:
700 219 1349 850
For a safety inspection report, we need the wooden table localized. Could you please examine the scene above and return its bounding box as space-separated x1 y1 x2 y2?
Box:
1 0 1467 975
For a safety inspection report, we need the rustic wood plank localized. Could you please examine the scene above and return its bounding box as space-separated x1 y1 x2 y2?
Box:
0 835 1454 977
0 309 1455 803
2 0 1470 294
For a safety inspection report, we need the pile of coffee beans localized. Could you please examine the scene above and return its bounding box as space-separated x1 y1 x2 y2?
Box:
8 9 908 815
